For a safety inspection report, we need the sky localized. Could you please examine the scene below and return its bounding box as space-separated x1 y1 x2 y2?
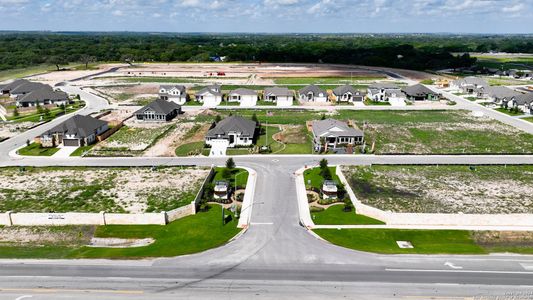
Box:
0 0 532 33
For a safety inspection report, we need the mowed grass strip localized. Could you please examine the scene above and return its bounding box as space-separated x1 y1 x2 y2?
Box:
0 204 241 259
311 205 385 225
313 229 486 254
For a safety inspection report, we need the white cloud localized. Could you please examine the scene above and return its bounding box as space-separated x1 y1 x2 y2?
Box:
264 0 300 6
502 3 524 13
112 9 124 16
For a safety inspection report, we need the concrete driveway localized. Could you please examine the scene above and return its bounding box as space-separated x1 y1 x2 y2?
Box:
51 146 78 158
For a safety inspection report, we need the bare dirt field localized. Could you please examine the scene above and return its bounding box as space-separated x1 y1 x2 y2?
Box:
0 167 210 213
0 121 39 140
93 84 158 105
345 165 533 214
28 64 124 86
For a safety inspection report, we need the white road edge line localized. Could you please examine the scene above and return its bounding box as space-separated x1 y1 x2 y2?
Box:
385 268 533 275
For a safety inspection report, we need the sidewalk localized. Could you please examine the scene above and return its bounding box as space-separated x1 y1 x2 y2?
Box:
313 224 533 231
237 166 257 229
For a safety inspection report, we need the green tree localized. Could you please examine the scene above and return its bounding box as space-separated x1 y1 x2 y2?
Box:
319 158 328 169
47 55 68 71
43 107 51 118
251 113 259 123
215 115 222 123
226 158 236 169
80 54 96 69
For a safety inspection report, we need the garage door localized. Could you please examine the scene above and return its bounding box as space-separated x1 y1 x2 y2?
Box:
63 139 80 147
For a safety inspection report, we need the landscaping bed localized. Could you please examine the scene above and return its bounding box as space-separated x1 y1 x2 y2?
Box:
0 204 241 259
344 165 533 214
0 167 209 213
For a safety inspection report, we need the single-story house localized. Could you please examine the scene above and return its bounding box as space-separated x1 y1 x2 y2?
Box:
311 118 364 153
322 180 338 200
486 86 521 106
8 81 50 98
264 87 293 107
332 85 365 103
298 85 328 103
507 93 533 114
1 79 29 95
159 85 187 105
195 85 222 107
367 83 405 102
15 87 70 107
450 77 489 96
205 115 257 148
39 115 109 147
227 88 258 107
402 84 439 101
135 99 181 122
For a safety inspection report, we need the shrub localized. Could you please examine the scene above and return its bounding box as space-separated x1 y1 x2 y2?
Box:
310 206 324 213
226 158 236 169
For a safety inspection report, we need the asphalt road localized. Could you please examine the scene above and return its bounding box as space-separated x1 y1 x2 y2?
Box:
1 82 533 299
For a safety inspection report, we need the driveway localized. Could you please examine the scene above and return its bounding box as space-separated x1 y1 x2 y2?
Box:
51 146 78 158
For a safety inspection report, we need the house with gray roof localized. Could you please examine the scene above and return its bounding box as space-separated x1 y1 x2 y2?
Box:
1 79 29 95
159 85 187 105
451 77 489 96
298 85 328 103
402 84 439 101
205 115 257 148
39 115 109 147
195 85 222 107
264 87 294 107
16 87 69 107
9 81 49 98
311 118 364 153
135 99 181 122
227 88 258 107
507 93 533 114
486 86 521 106
367 83 405 103
332 85 365 103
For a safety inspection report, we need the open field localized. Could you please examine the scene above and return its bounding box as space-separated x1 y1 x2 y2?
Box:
314 229 533 255
473 54 533 71
0 121 40 140
0 167 209 213
344 165 533 214
213 109 533 154
0 204 241 259
271 76 386 85
0 65 56 82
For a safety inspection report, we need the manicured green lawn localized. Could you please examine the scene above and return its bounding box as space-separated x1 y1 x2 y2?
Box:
495 107 523 116
0 205 241 259
70 145 94 157
8 101 84 123
175 141 206 156
523 117 533 123
311 205 385 225
364 100 391 106
17 143 59 156
314 229 486 254
213 167 249 189
304 166 340 190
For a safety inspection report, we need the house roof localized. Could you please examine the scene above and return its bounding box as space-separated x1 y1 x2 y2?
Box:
453 76 489 88
264 87 293 97
298 85 326 96
332 85 362 96
206 115 256 138
0 79 29 91
312 118 363 138
228 88 257 96
368 83 399 90
10 81 50 95
196 85 222 96
402 84 435 97
160 85 185 93
44 115 107 139
17 87 68 104
486 86 521 99
135 99 181 115
513 92 533 105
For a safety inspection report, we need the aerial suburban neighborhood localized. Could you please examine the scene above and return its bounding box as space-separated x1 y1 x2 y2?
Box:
1 2 533 299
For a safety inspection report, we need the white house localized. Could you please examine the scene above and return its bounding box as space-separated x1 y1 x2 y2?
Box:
195 85 223 107
159 85 187 105
264 87 294 107
205 115 257 148
227 88 258 107
332 85 365 103
298 85 328 103
367 83 405 104
507 93 533 114
450 77 489 97
486 86 521 106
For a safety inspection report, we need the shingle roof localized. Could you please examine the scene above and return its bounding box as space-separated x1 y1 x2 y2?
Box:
332 85 362 96
196 85 223 96
402 84 435 97
486 86 521 99
10 81 49 95
135 99 181 115
160 85 186 93
44 115 107 139
514 93 533 105
312 118 363 138
18 87 68 103
206 115 256 138
264 87 293 97
453 76 489 88
0 79 29 91
228 88 258 96
298 85 326 96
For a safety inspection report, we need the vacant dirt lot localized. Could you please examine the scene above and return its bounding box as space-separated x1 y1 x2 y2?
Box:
345 165 533 214
0 167 210 213
0 121 38 140
94 84 158 105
